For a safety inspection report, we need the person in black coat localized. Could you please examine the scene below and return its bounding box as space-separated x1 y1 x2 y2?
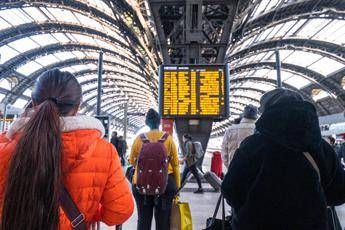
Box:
221 88 345 230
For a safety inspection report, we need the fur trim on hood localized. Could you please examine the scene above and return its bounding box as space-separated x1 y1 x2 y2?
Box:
6 115 105 140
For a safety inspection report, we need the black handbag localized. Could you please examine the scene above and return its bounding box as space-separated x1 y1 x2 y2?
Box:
327 206 342 230
125 166 135 182
204 194 232 230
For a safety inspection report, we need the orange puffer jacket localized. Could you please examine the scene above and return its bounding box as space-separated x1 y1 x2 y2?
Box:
0 116 134 229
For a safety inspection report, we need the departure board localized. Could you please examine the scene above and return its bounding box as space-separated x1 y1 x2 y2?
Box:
159 64 229 119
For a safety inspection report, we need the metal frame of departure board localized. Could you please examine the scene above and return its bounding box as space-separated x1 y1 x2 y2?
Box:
159 64 230 120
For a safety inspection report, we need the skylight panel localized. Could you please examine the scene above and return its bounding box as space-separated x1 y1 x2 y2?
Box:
82 84 96 91
0 93 5 102
52 33 71 43
23 88 32 97
297 19 332 39
71 51 86 59
13 98 29 109
16 61 42 75
283 50 321 67
23 7 48 22
309 58 344 76
60 67 76 73
0 79 11 90
71 64 91 72
0 9 32 26
0 16 11 30
284 75 311 89
278 50 294 61
54 51 75 61
266 0 282 11
8 37 40 53
0 45 20 64
266 23 284 40
274 21 296 38
312 89 329 101
30 34 58 47
252 0 270 17
73 13 105 32
35 54 60 66
241 81 275 91
73 34 98 46
77 74 97 83
89 0 114 17
46 8 78 24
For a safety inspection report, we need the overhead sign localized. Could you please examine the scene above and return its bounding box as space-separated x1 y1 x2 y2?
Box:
159 64 229 120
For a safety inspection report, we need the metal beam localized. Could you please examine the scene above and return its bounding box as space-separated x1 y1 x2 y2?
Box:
5 57 155 104
229 38 345 64
232 0 345 42
231 62 345 106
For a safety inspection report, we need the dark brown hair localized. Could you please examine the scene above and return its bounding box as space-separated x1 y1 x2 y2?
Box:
1 69 82 230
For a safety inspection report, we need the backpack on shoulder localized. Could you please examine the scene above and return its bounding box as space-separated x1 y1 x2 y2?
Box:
136 132 169 195
192 141 204 160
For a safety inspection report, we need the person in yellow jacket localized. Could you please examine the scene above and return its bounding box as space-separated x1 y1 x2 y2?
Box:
129 109 180 230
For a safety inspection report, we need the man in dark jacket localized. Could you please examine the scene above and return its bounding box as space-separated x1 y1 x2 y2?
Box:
221 88 345 230
111 131 119 151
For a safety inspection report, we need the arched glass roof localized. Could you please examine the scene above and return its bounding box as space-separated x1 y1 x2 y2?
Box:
0 0 159 133
212 0 345 136
1 0 344 135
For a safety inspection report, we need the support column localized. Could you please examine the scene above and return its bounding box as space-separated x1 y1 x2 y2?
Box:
96 51 103 115
275 49 282 88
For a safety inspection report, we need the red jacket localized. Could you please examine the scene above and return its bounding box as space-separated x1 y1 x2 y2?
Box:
0 116 134 229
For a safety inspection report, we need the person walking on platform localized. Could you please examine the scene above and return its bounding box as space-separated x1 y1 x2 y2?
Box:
129 109 180 230
117 135 127 166
111 131 120 151
180 133 204 193
221 105 257 168
222 88 345 230
0 69 134 229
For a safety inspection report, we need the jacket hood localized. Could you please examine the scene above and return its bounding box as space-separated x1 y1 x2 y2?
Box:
6 115 105 139
6 116 105 160
255 101 322 152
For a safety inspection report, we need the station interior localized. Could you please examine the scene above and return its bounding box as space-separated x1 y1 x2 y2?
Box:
1 0 345 229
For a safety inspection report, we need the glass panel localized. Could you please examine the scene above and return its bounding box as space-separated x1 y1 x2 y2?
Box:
35 54 60 66
30 34 58 47
23 88 32 97
284 75 311 89
0 79 11 90
312 90 329 101
7 37 40 53
16 61 43 75
23 7 48 22
12 98 28 109
309 58 344 76
0 45 20 64
0 93 5 102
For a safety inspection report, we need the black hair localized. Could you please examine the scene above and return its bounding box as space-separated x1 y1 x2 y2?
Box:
145 109 160 129
183 133 192 141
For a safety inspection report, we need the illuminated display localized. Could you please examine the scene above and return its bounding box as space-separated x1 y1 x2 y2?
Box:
159 64 229 119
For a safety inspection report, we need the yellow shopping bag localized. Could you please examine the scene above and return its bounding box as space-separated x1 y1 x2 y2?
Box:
171 200 193 230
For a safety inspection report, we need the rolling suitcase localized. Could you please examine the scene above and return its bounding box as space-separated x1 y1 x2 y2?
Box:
203 171 222 192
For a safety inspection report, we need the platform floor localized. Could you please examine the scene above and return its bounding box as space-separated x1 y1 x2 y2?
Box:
100 151 345 229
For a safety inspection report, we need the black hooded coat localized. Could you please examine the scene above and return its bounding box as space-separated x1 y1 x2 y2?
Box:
221 101 345 230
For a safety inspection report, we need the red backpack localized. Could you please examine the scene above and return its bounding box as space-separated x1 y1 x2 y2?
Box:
136 132 169 195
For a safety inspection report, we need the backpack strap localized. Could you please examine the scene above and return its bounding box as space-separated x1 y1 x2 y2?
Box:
158 132 169 143
60 186 87 230
303 152 321 182
140 134 150 144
